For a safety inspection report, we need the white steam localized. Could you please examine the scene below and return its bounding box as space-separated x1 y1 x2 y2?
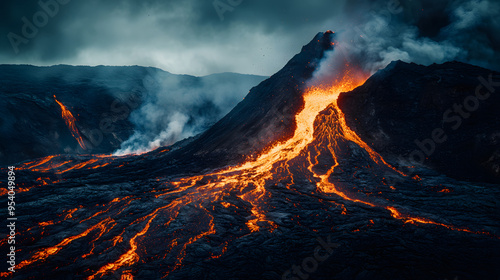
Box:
113 72 264 155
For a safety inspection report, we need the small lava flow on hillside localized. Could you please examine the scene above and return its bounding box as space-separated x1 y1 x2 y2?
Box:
1 32 499 280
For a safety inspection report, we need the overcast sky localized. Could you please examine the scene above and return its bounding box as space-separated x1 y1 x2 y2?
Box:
1 0 499 76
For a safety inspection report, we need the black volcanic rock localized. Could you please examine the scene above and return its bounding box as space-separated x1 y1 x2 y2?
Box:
338 60 500 183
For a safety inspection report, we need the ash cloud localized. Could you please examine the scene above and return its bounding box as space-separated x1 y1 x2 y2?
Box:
315 0 499 79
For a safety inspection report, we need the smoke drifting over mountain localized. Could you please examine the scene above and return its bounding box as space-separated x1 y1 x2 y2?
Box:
114 72 265 155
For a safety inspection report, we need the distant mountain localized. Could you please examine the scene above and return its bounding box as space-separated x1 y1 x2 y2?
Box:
0 65 266 165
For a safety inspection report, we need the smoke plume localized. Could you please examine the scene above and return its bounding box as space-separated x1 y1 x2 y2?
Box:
314 0 499 81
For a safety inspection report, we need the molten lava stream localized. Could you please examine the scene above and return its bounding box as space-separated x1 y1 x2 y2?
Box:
158 65 371 233
55 159 99 174
18 155 57 170
165 62 485 238
87 194 216 279
307 78 495 236
54 95 87 150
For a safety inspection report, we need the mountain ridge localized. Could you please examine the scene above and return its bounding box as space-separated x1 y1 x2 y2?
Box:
0 64 266 165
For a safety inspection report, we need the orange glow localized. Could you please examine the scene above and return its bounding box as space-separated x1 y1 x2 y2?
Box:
154 63 371 234
384 206 489 234
90 162 111 169
17 218 114 270
54 95 87 150
64 208 79 219
87 205 168 280
120 271 134 280
305 72 490 235
55 159 99 174
168 207 216 275
221 201 231 208
38 221 55 227
19 155 56 170
32 160 72 172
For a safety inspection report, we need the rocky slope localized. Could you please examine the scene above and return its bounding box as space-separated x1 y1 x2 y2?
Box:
338 61 500 183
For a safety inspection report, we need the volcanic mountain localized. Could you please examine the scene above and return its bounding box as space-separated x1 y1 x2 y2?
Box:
338 60 500 183
1 32 499 280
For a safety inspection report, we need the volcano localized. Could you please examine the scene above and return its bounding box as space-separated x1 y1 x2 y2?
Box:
1 32 499 280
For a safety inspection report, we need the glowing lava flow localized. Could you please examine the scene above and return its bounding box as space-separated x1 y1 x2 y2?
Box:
16 218 115 271
54 95 87 150
166 61 489 237
152 64 370 234
87 210 160 280
307 79 492 235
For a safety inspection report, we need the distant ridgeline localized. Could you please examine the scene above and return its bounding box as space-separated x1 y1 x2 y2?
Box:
0 64 266 165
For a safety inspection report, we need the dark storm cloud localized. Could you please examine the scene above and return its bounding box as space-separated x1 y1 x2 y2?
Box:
1 0 499 75
0 0 348 75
